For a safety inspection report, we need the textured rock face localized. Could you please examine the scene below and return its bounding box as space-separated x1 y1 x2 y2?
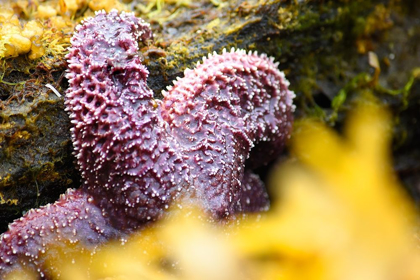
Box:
0 10 294 278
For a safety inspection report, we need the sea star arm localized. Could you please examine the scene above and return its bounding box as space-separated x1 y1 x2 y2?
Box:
0 189 121 277
239 170 270 213
160 49 295 218
65 10 189 231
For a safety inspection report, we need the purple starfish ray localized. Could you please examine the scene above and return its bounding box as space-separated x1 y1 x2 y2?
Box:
0 10 294 278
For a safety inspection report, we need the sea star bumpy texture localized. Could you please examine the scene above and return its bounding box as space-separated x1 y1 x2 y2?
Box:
0 10 294 278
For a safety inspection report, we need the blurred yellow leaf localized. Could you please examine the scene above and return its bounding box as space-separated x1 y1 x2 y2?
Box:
234 100 420 280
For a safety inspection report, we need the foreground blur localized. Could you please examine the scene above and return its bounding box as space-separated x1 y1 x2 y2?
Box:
6 100 420 280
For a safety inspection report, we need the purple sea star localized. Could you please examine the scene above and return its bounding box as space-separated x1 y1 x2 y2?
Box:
0 10 294 278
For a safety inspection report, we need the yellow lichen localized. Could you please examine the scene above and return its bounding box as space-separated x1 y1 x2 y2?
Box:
0 193 18 206
3 34 32 58
0 174 12 188
88 0 126 12
205 18 220 32
0 8 47 60
23 20 45 60
28 36 45 60
0 10 32 58
22 21 44 39
36 4 58 19
58 0 86 18
48 15 73 32
0 0 127 61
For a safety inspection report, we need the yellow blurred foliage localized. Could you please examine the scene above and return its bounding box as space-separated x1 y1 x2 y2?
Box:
7 100 420 280
234 100 420 280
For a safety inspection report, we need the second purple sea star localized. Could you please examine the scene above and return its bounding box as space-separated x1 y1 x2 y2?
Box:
0 10 294 278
